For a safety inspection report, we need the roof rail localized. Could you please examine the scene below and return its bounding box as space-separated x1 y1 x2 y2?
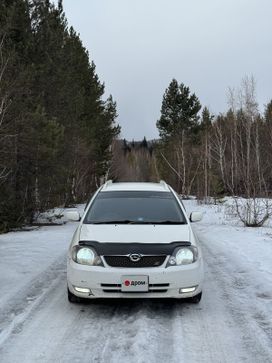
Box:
159 180 168 190
104 179 113 189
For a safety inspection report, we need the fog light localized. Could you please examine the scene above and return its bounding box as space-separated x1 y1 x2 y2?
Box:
179 286 197 293
74 287 91 294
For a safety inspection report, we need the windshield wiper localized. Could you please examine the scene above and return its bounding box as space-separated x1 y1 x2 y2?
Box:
90 220 186 225
91 220 136 224
151 220 187 224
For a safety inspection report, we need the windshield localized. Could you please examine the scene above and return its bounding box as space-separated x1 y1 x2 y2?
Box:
84 191 186 224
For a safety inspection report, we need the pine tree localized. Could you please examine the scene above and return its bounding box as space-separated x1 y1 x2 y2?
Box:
156 79 202 194
264 100 272 124
201 106 213 129
200 107 213 199
141 137 148 148
0 0 120 231
156 79 201 140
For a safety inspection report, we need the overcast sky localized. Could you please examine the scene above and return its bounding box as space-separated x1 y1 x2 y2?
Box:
61 0 272 140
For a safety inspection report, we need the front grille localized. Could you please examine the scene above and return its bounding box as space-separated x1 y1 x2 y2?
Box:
102 289 168 293
101 283 121 288
103 255 166 268
149 283 169 288
101 283 169 294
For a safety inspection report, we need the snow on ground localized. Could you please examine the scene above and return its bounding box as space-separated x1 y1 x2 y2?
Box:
0 201 271 362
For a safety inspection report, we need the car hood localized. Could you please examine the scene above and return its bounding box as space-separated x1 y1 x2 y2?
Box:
79 223 190 243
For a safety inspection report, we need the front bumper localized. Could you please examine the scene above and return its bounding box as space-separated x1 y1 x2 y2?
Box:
67 257 204 299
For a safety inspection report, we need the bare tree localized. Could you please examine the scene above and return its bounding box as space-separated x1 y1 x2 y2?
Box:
0 35 12 186
211 116 228 191
230 76 272 226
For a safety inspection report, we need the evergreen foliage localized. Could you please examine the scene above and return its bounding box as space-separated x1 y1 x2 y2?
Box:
156 79 201 140
265 100 272 124
0 0 120 232
201 106 213 129
156 79 202 194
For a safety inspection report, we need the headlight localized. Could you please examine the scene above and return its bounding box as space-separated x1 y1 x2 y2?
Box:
71 246 104 266
77 247 95 265
176 248 194 265
166 246 198 267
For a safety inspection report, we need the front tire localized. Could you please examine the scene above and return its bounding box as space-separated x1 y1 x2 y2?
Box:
67 288 85 303
187 292 202 304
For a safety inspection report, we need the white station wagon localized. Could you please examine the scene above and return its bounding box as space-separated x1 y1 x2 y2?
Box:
67 181 204 303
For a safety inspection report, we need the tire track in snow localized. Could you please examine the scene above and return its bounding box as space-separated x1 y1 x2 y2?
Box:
199 229 272 363
50 299 180 363
0 255 66 348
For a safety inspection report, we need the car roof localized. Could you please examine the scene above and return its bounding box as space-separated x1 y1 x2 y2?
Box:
100 181 170 192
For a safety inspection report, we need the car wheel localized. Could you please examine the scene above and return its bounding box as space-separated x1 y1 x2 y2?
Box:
67 288 84 303
188 292 202 304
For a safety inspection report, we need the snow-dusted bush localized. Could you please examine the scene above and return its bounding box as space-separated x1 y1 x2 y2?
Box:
234 198 272 227
34 208 66 225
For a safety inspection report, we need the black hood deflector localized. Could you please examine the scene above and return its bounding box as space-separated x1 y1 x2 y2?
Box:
78 241 191 255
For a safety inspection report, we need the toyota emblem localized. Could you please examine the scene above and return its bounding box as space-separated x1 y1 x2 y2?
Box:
129 254 142 262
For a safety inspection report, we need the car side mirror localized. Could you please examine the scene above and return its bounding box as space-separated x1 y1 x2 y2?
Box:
190 211 203 222
65 210 81 222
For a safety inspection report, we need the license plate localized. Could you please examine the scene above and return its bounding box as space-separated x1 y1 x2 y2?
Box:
121 275 149 292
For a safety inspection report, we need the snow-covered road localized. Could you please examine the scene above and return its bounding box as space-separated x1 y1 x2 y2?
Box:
0 202 271 363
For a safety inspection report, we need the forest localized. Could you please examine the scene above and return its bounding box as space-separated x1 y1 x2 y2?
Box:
114 78 272 198
0 0 120 232
113 78 272 227
1 0 272 232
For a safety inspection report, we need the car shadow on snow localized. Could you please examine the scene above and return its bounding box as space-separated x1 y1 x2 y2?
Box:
74 298 196 315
